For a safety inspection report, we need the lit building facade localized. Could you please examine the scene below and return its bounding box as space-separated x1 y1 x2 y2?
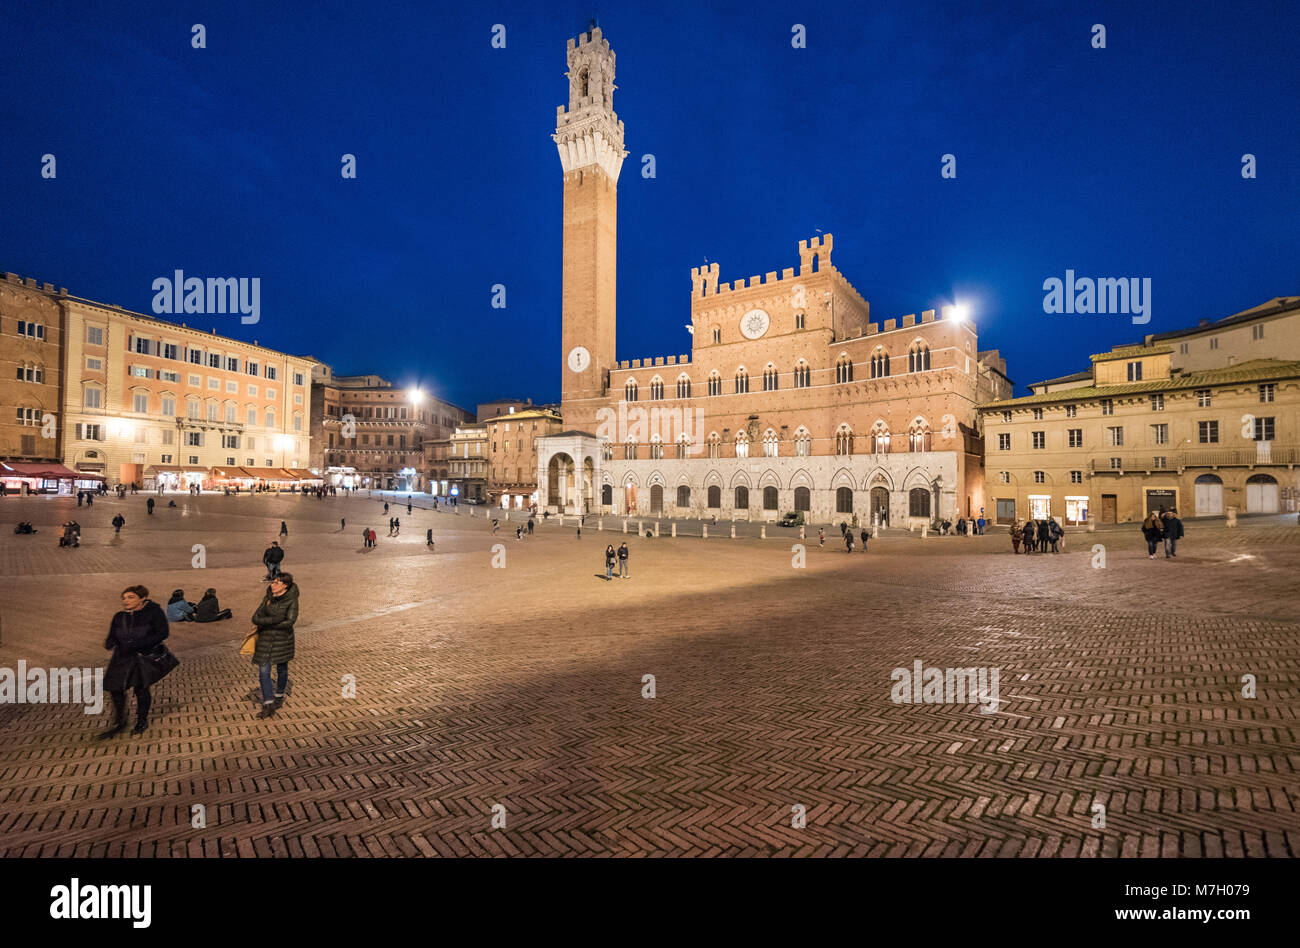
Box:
981 300 1300 524
536 29 1011 523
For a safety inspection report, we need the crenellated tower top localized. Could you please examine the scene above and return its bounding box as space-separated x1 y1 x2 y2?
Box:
553 27 627 183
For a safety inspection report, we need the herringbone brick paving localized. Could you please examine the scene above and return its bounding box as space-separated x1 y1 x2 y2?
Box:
0 494 1296 856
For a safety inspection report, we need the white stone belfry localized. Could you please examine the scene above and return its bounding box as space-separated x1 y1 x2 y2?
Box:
553 27 627 183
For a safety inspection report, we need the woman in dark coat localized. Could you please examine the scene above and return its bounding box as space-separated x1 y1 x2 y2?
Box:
1141 513 1163 558
100 585 171 738
1021 520 1036 553
604 544 616 581
251 573 300 718
1036 518 1051 551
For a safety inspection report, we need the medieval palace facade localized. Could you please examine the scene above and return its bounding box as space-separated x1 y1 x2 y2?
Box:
538 28 1012 524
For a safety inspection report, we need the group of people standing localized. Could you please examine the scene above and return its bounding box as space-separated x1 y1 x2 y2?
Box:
1010 518 1064 554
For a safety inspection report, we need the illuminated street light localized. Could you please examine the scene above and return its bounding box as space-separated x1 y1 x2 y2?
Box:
408 388 424 404
949 303 970 323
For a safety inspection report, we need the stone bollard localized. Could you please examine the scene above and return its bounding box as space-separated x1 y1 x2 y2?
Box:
504 510 509 521
598 519 603 531
799 525 806 539
702 524 708 539
638 520 643 535
671 523 676 538
760 524 766 539
654 521 660 537
921 523 928 539
1087 520 1095 533
1226 507 1238 529
730 524 736 539
622 520 628 534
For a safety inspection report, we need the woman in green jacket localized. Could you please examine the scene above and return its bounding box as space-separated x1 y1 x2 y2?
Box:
251 573 299 718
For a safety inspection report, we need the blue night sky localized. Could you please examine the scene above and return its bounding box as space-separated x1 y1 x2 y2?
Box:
3 0 1297 411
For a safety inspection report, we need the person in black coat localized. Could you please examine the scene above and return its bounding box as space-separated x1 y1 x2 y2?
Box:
194 588 233 622
1161 510 1184 558
100 585 170 737
1036 518 1051 550
1140 513 1163 558
604 544 616 581
262 541 284 580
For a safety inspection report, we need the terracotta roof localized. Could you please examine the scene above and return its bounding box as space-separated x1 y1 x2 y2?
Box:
1090 344 1174 363
983 359 1300 409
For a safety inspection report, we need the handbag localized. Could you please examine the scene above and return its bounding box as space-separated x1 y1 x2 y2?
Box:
239 630 258 656
136 644 180 686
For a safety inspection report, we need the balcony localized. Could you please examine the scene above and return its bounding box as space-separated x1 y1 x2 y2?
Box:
1089 443 1298 474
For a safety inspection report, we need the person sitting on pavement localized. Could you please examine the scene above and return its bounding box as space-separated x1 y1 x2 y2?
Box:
166 589 197 622
194 588 234 622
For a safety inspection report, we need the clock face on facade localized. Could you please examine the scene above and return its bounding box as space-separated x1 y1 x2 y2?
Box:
740 308 770 340
567 346 591 373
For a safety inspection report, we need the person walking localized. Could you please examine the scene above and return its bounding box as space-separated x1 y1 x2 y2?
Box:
528 518 534 535
77 490 84 507
393 517 400 537
340 517 346 531
407 500 412 515
492 518 500 535
1010 519 1022 554
250 573 299 718
146 496 155 515
860 528 869 552
112 513 125 535
1141 513 1162 558
516 525 523 541
1161 509 1184 558
86 491 93 507
262 541 284 580
576 522 582 539
194 588 233 622
617 541 629 578
818 527 825 548
99 585 173 738
361 526 370 548
426 528 434 549
279 520 288 542
384 502 389 515
844 532 854 553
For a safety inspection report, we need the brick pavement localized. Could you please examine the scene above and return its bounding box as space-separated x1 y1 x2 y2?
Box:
0 493 1297 856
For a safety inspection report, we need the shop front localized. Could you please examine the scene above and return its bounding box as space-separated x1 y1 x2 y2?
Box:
0 461 104 495
144 464 208 492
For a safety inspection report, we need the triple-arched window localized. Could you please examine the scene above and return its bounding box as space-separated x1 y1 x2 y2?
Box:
793 360 811 387
676 374 691 399
763 365 778 391
836 355 853 383
734 368 749 394
835 424 854 456
708 371 722 397
762 429 779 457
870 349 890 378
908 342 931 373
624 379 638 402
649 377 664 400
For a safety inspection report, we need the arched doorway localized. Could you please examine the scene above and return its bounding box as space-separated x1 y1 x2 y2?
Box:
676 485 690 508
624 481 638 514
735 486 749 510
547 453 575 508
794 486 810 512
835 486 853 514
650 484 663 514
1194 473 1223 516
707 485 721 509
871 486 889 526
1246 473 1279 513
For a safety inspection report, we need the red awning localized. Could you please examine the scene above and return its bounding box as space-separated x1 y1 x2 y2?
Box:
0 461 100 480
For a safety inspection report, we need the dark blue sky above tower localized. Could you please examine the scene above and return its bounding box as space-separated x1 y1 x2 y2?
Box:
2 0 1297 410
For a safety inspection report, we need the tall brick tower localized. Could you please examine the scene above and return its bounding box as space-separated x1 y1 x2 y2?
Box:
554 26 626 419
